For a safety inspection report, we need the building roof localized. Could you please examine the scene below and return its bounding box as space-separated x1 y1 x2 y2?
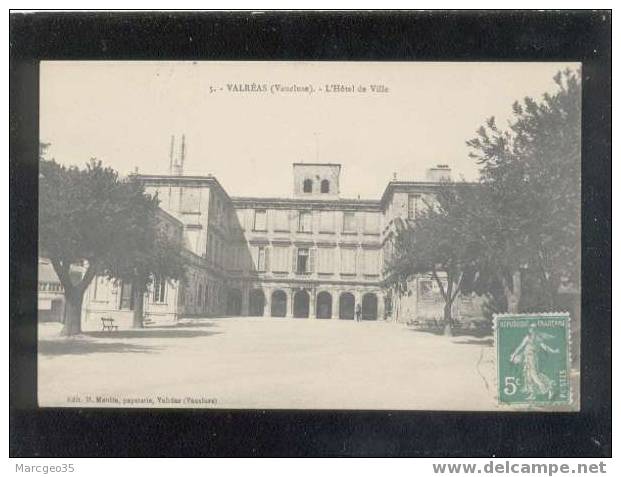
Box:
231 196 382 211
379 180 478 206
292 163 342 168
38 259 84 284
131 173 233 203
38 260 61 284
133 172 477 211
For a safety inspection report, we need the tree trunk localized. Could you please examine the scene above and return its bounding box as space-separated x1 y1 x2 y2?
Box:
504 270 522 313
536 246 559 309
62 290 84 336
132 282 146 328
431 270 457 337
443 302 453 336
51 258 97 337
541 270 560 310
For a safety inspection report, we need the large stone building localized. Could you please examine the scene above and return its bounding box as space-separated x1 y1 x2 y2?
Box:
78 208 193 330
69 159 482 330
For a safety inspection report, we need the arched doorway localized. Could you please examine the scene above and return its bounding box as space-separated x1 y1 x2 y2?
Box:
271 290 287 317
226 289 242 316
339 292 355 320
362 293 378 320
248 289 265 316
293 290 310 318
316 291 332 319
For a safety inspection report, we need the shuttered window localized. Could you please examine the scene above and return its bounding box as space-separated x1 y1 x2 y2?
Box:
274 209 290 231
119 282 134 310
343 212 357 233
363 213 380 234
297 248 309 273
319 211 335 233
295 247 315 273
272 246 290 273
298 211 312 232
254 210 267 231
317 247 335 274
340 248 357 274
153 275 167 303
256 246 269 272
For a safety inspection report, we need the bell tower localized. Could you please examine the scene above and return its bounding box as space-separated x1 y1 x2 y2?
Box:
292 163 341 199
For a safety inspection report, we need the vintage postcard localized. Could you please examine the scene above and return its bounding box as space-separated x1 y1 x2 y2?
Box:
37 61 581 410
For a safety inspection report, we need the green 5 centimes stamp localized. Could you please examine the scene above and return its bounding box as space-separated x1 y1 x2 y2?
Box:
494 313 571 406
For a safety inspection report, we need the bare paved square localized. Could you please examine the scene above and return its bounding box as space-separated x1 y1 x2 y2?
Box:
38 318 498 410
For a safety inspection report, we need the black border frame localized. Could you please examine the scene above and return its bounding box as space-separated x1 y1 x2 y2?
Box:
10 10 612 457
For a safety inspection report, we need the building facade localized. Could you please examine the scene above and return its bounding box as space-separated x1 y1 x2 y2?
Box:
78 208 197 331
64 161 482 329
227 162 384 320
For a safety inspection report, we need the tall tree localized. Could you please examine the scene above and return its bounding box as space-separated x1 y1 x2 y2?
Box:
458 180 532 313
111 216 186 329
387 184 480 335
39 157 185 335
466 69 581 311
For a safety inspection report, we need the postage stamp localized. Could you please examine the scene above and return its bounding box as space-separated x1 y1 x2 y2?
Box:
494 313 571 406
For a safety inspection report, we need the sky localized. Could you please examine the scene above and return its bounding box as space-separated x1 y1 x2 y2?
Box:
40 61 579 199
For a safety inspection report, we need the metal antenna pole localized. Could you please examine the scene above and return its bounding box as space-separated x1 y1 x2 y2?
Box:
180 134 186 175
169 135 175 175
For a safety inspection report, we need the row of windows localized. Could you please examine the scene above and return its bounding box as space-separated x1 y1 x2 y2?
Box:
250 209 380 234
246 245 381 276
38 282 63 292
90 277 168 305
172 187 421 225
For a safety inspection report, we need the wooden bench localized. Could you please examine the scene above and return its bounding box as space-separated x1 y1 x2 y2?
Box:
101 317 118 332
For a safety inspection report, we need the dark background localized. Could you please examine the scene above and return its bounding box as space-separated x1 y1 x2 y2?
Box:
10 10 612 457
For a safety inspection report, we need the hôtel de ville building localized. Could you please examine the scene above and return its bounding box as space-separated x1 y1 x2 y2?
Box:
40 137 483 329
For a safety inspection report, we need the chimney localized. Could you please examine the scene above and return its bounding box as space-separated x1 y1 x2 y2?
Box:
425 164 451 182
170 133 186 176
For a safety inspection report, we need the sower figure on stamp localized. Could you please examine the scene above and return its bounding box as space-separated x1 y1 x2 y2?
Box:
510 324 560 401
355 304 362 322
